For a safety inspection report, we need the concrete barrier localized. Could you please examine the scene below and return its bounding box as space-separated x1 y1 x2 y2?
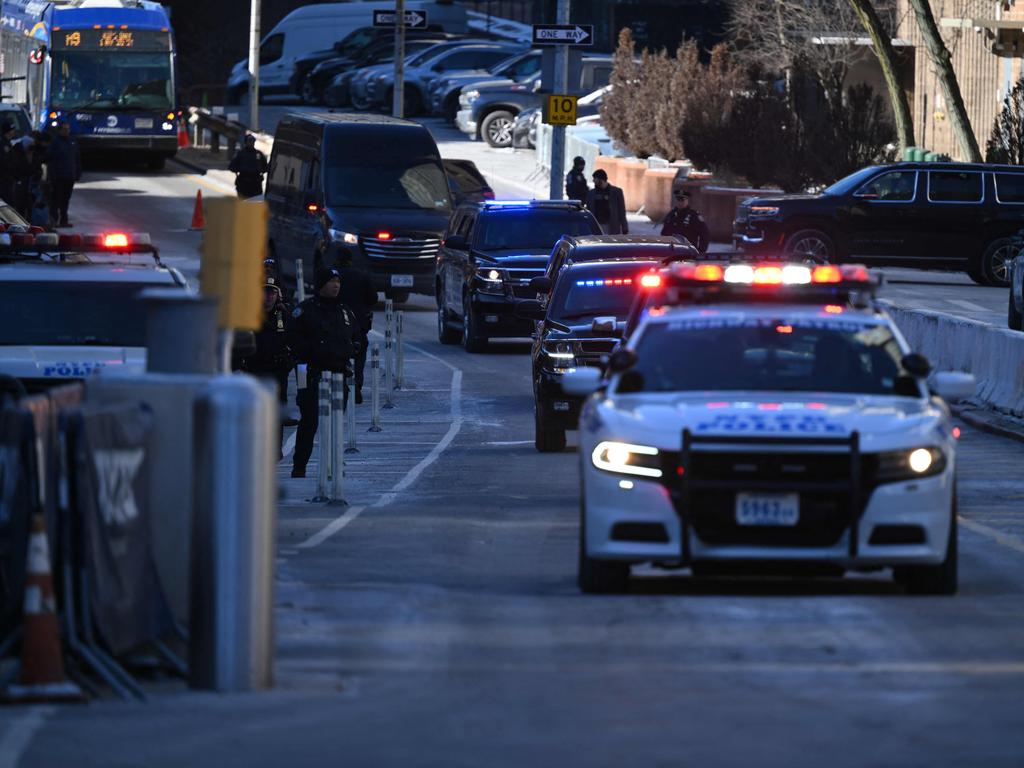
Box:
643 168 677 225
885 303 1024 417
594 156 622 187
617 160 647 212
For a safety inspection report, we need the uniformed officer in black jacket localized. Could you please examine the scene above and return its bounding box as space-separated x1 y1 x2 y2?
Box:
228 134 268 198
331 244 378 404
287 266 356 478
565 155 588 202
661 188 710 253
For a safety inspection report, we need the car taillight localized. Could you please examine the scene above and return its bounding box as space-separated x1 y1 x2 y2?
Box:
640 273 662 289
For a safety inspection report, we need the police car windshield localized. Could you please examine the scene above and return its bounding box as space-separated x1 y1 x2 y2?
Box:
2 282 153 346
625 317 910 396
550 265 647 321
477 211 599 251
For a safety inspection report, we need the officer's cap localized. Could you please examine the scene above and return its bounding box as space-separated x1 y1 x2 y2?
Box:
674 188 691 199
315 266 341 291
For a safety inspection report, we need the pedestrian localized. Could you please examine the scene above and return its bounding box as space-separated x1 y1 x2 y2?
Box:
241 273 294 457
331 244 377 404
28 132 51 228
585 169 628 235
286 266 356 478
228 134 268 199
660 188 710 253
565 155 588 202
8 136 33 218
0 121 19 206
46 120 81 228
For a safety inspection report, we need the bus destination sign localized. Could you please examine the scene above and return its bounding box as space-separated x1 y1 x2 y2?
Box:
52 29 171 51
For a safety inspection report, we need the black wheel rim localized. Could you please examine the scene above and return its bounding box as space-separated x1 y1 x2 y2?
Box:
789 235 830 263
988 245 1015 284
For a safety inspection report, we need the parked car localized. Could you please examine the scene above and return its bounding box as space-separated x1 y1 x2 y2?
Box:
349 40 474 111
734 162 1024 286
367 42 524 116
456 54 614 147
428 49 542 121
444 159 494 206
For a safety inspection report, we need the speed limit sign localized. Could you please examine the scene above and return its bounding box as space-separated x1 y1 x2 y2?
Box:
544 94 578 126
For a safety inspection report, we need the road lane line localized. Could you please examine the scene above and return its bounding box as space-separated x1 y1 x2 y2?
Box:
945 298 990 313
0 706 55 768
959 516 1024 555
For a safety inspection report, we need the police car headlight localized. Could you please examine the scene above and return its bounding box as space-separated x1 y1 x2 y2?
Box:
329 229 359 245
873 447 946 482
542 340 575 361
592 441 663 479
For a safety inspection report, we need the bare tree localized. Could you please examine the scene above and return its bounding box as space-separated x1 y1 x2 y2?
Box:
906 0 982 161
653 41 700 162
600 29 638 154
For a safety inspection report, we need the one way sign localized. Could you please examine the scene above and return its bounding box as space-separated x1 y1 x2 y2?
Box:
372 9 428 28
532 23 594 47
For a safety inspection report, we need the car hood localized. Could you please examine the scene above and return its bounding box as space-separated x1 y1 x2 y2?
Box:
0 346 145 380
328 206 450 235
594 392 946 454
742 193 821 207
472 250 550 268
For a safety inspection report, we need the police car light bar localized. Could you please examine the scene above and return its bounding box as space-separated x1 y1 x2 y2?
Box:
672 261 873 287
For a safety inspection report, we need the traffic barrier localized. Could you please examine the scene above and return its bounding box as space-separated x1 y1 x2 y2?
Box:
330 374 346 505
346 362 359 454
189 190 205 231
369 343 383 433
313 376 332 503
384 300 395 409
396 311 405 391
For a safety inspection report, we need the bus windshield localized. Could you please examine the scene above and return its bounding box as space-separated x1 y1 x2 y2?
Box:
51 51 173 111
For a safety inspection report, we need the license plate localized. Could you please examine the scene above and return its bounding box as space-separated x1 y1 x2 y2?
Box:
390 274 414 288
735 493 799 526
134 118 154 129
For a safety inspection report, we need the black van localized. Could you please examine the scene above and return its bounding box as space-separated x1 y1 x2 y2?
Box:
265 112 452 302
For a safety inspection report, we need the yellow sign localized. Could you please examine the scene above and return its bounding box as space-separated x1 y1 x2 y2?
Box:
544 94 578 126
200 198 268 330
64 31 81 47
99 31 134 48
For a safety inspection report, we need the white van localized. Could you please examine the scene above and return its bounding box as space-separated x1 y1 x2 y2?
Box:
226 1 468 103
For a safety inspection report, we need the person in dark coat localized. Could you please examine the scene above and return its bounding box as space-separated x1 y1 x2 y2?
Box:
585 169 628 235
46 120 81 228
0 121 19 206
7 136 34 218
241 275 294 457
331 244 377 404
565 155 588 202
228 135 268 198
660 188 710 253
286 266 356 478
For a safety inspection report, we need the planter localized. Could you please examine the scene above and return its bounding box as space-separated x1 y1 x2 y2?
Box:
617 160 647 212
643 168 677 224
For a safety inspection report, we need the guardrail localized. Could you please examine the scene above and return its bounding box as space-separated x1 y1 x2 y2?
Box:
188 106 249 155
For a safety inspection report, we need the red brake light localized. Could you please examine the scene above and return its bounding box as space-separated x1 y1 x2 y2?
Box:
775 324 793 334
693 264 724 282
752 265 784 285
640 273 662 289
811 265 842 283
377 231 392 240
306 203 320 213
840 265 870 282
103 232 129 248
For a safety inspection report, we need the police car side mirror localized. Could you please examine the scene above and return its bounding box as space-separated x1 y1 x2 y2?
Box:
591 316 617 335
514 299 545 321
529 276 552 293
931 371 976 402
561 367 602 396
901 353 931 378
443 234 467 251
607 348 638 373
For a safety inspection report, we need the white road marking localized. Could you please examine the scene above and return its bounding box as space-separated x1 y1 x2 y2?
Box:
297 340 463 549
281 430 297 459
959 516 1024 556
0 706 55 768
945 298 990 313
485 440 534 446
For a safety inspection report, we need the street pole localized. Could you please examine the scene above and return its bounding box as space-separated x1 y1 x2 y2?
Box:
392 0 406 118
247 0 261 131
548 0 570 200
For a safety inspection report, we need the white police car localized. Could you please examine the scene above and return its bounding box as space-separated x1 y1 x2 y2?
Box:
564 262 976 595
0 233 187 392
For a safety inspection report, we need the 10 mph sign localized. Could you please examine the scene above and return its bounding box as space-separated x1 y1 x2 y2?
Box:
544 94 578 126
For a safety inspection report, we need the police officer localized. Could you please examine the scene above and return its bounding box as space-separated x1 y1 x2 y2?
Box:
228 134 268 199
661 188 710 253
287 266 356 478
331 244 377 404
242 271 294 455
565 155 588 202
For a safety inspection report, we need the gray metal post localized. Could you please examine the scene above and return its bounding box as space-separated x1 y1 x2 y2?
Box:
548 0 571 200
384 299 394 407
248 0 261 131
312 376 331 503
369 343 383 433
346 361 359 453
395 311 404 390
142 289 219 374
295 259 306 303
330 373 345 504
392 0 406 118
190 375 277 692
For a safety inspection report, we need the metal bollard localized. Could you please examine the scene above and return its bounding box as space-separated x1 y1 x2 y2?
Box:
295 259 306 303
346 360 359 453
330 373 346 504
368 343 383 433
312 376 331 503
384 300 394 408
395 311 404 390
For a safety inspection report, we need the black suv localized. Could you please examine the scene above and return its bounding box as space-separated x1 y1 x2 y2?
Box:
518 260 658 452
734 162 1024 286
436 200 601 351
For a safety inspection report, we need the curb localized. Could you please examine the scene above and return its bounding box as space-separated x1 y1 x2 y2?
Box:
954 405 1024 444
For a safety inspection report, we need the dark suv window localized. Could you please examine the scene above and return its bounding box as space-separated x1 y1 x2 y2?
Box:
855 171 916 202
994 173 1024 203
928 171 983 203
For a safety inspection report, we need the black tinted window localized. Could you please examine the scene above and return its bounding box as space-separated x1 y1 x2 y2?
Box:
928 171 982 202
260 34 283 65
476 211 600 251
995 173 1024 203
550 268 644 321
855 171 916 201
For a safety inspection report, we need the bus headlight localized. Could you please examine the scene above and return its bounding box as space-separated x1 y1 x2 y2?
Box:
591 441 662 478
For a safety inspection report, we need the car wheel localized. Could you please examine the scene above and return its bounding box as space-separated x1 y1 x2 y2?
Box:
896 501 958 596
462 297 487 352
482 110 515 148
351 93 370 110
1009 291 1023 331
577 487 628 594
300 76 320 105
534 397 566 452
980 238 1016 287
783 229 835 263
437 290 460 344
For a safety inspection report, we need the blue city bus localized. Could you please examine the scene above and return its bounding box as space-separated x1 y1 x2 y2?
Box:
0 0 177 168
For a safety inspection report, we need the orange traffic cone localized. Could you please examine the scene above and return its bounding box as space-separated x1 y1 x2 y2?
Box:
3 514 84 703
189 189 205 231
177 120 190 149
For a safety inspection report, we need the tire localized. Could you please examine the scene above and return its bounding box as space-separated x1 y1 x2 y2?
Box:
783 229 835 263
1009 290 1023 331
534 397 566 453
351 93 370 111
462 297 487 353
980 238 1016 287
481 109 515 148
300 76 320 105
577 489 629 594
897 505 958 596
437 289 460 344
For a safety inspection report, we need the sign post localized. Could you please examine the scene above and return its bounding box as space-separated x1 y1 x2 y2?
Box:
393 0 405 118
247 0 260 131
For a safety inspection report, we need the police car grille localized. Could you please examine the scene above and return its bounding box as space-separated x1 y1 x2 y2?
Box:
508 269 546 298
362 236 441 259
